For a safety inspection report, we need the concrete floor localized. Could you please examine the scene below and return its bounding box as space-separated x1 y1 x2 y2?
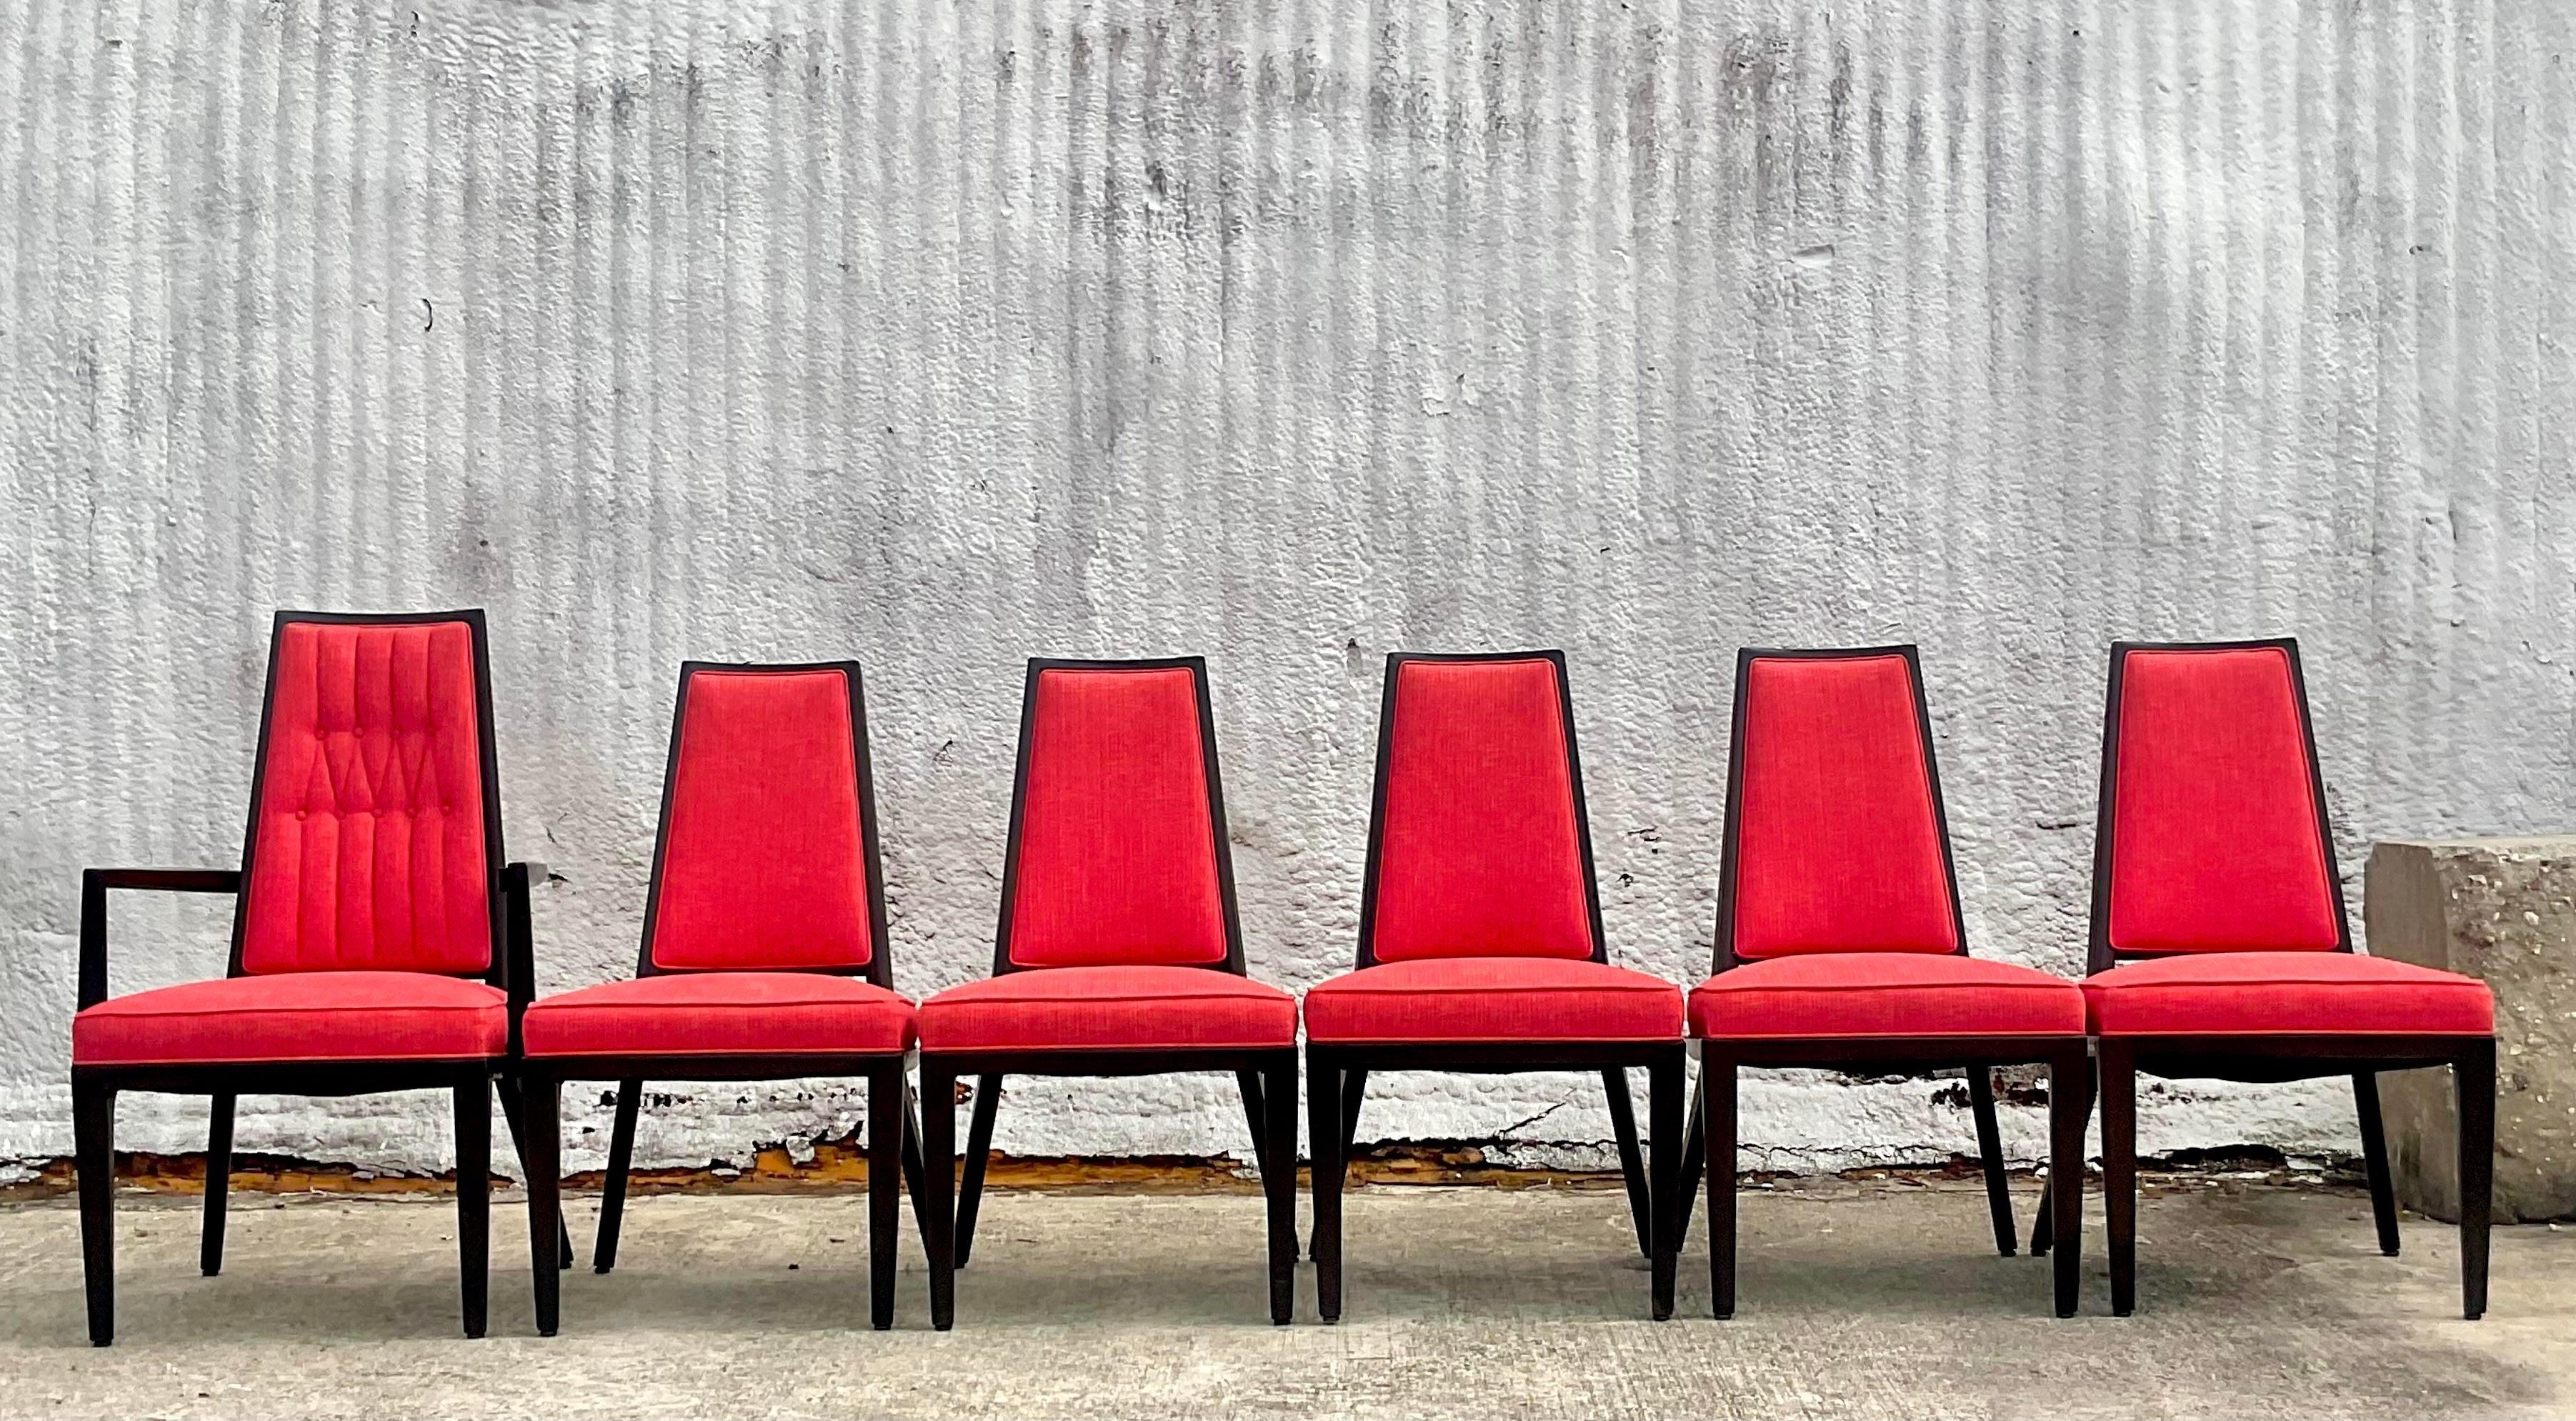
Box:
1 1179 2567 1420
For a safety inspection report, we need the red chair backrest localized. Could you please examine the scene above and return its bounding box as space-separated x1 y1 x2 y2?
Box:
997 659 1239 972
2095 640 2347 967
1359 652 1602 966
641 663 886 980
1720 648 1963 965
236 613 500 977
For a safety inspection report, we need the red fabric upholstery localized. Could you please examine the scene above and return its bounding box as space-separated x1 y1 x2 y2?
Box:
1730 653 1960 959
918 966 1295 1052
240 619 494 976
522 972 914 1058
650 668 875 971
72 972 506 1066
2107 647 2342 955
1689 954 2084 1039
1005 667 1230 968
2085 952 2494 1037
1368 657 1595 963
1302 959 1682 1043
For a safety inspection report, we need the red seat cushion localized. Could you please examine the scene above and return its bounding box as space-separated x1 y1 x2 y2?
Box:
1689 954 2085 1039
919 966 1296 1052
2085 952 2495 1037
1302 958 1682 1044
73 972 506 1066
522 972 915 1059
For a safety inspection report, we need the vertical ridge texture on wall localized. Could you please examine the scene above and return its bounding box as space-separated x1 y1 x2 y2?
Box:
4 0 2572 1173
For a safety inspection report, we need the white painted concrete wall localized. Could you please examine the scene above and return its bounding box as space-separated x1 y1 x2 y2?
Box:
5 0 2572 1181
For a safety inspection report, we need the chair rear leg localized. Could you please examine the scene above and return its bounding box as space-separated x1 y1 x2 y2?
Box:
2031 1059 2095 1257
454 1076 492 1340
2353 1071 2400 1256
1674 1087 1704 1240
1309 1067 1367 1258
1261 1054 1298 1325
1647 1052 1682 1320
954 1075 1002 1269
592 1079 642 1274
1602 1067 1653 1259
1307 1047 1344 1323
900 1087 932 1245
521 1075 563 1337
2099 1043 2137 1317
2047 1047 2088 1317
201 1093 234 1277
1704 1059 1739 1319
921 1062 959 1331
75 1080 116 1347
1968 1067 2016 1257
496 1075 573 1270
868 1066 902 1331
2457 1041 2496 1321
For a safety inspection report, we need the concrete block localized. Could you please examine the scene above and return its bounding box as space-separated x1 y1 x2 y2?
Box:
2366 838 2576 1224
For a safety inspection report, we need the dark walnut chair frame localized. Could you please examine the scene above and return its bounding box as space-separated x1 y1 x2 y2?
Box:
73 609 568 1345
515 660 929 1335
2027 637 2497 1319
919 657 1298 1330
1308 650 1685 1323
1674 646 2089 1318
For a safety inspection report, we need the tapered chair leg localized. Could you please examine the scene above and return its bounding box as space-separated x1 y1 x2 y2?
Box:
1309 1067 1365 1260
592 1079 641 1274
1604 1067 1654 1259
496 1075 574 1270
454 1077 492 1340
1234 1069 1269 1175
2353 1071 2401 1257
1968 1067 2016 1257
2047 1049 2087 1317
2031 1062 2094 1257
900 1090 932 1247
921 1062 958 1331
1674 1087 1704 1240
868 1067 902 1331
1261 1054 1298 1325
521 1075 563 1336
1307 1047 1344 1323
1703 1059 1738 1319
953 1074 1002 1269
201 1093 234 1277
1647 1052 1682 1321
74 1080 116 1347
2457 1041 2496 1321
2099 1043 2137 1317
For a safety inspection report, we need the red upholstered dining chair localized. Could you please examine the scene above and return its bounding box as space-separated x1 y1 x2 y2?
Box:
1677 647 2090 1317
2043 639 2495 1318
71 609 565 1345
1304 651 1687 1322
515 661 927 1335
915 657 1298 1329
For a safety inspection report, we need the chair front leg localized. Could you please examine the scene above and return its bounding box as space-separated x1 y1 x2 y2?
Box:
867 1065 902 1331
1647 1049 1683 1321
454 1075 493 1340
2457 1039 2496 1321
520 1073 564 1336
1703 1057 1738 1320
1307 1045 1344 1323
75 1080 116 1347
1967 1068 2015 1257
920 1061 959 1330
201 1094 234 1277
1261 1052 1298 1325
2098 1042 2137 1317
